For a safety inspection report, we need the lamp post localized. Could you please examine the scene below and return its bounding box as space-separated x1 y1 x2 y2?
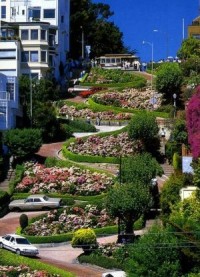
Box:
29 74 39 127
80 26 84 59
173 93 177 119
143 41 154 108
153 29 169 60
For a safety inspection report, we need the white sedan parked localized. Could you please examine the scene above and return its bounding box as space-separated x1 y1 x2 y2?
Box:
0 234 39 256
102 271 126 277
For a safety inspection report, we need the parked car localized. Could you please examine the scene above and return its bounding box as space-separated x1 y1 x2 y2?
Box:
9 194 62 211
102 271 126 277
0 234 39 256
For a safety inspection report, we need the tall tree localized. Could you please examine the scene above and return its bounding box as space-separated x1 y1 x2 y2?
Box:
155 63 183 104
106 182 152 239
70 0 128 59
177 37 200 60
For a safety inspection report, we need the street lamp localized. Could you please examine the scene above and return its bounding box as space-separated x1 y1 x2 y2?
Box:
29 74 39 127
143 40 154 108
173 93 177 119
153 29 169 60
80 26 84 59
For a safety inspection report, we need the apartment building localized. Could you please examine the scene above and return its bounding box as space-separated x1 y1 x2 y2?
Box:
0 0 70 130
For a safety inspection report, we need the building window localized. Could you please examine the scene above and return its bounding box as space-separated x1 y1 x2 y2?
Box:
31 29 38 40
22 10 25 15
29 7 41 20
21 51 29 62
41 51 46 62
0 49 16 59
43 9 55 19
1 6 6 18
41 30 46 40
49 55 54 66
30 51 38 62
61 15 64 23
21 29 29 40
49 34 55 46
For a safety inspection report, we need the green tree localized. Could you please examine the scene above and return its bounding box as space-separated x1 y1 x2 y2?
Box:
3 128 42 159
128 113 160 155
160 173 193 220
155 63 183 103
106 182 152 238
169 194 200 272
70 0 130 59
121 153 163 185
125 225 182 277
19 76 60 128
33 102 68 143
177 37 200 60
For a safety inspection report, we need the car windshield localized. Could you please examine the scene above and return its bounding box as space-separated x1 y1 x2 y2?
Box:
16 238 30 245
43 195 49 201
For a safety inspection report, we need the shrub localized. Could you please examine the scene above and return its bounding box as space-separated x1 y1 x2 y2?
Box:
71 228 97 253
19 214 28 230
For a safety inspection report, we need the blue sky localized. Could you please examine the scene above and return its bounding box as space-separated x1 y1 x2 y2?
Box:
93 0 199 62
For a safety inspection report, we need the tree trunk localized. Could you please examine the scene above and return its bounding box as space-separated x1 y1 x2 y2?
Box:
124 214 134 243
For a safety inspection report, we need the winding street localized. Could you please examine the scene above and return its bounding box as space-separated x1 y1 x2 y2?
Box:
0 124 172 276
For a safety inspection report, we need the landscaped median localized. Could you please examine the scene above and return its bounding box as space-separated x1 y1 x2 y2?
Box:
62 126 143 164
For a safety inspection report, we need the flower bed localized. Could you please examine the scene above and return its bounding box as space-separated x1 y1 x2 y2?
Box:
92 88 162 110
24 205 115 236
15 162 114 195
0 265 60 277
59 105 132 121
67 132 143 157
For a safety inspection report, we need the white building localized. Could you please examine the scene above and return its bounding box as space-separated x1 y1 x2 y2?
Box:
0 0 70 78
0 0 70 130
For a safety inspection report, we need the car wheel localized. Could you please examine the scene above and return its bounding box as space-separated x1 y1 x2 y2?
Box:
0 242 3 249
13 207 21 212
16 249 21 255
42 207 50 211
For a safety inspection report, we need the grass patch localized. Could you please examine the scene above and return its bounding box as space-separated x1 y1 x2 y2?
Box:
0 249 75 276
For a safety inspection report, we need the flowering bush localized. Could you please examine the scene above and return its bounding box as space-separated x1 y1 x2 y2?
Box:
15 162 114 195
24 205 115 236
68 132 143 157
186 86 200 159
0 265 60 277
59 105 132 121
92 88 162 110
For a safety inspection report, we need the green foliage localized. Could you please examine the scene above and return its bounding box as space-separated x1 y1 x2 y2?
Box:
193 159 200 189
125 225 182 277
168 194 200 272
0 249 74 276
155 63 183 103
78 253 124 270
19 213 28 230
9 164 25 195
172 152 182 171
128 113 160 154
33 102 69 143
106 182 152 235
0 190 10 218
86 68 146 87
177 37 200 60
71 228 97 253
3 128 42 159
70 1 128 59
160 173 189 219
121 153 163 185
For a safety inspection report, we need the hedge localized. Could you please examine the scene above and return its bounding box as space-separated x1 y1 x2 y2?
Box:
0 249 75 277
0 190 10 218
9 164 25 195
88 98 169 118
78 253 124 270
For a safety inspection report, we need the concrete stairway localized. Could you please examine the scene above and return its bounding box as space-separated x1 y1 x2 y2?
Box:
0 168 15 192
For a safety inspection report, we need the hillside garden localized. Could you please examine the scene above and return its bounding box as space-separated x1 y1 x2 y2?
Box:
2 61 200 276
